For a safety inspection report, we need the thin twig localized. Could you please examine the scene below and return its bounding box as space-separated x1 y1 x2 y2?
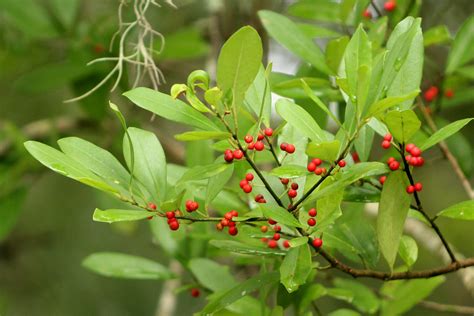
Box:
419 300 474 315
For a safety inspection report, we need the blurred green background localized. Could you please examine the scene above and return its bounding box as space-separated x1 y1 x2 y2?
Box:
0 0 473 315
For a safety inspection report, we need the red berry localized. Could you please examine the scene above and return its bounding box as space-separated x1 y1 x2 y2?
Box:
166 211 175 219
260 225 268 233
169 220 180 230
308 208 317 217
245 173 254 181
288 189 297 198
338 160 346 167
387 157 396 164
406 185 415 194
410 147 421 157
264 128 273 137
186 200 199 212
363 9 372 19
224 212 233 220
233 149 244 160
147 216 153 220
414 182 423 192
257 133 264 141
307 218 316 226
307 162 316 172
273 233 281 241
273 225 281 232
312 238 323 248
148 202 157 210
261 237 268 243
351 152 360 163
228 221 236 227
416 157 425 167
231 210 238 217
312 158 322 166
268 240 278 248
320 167 327 175
424 86 439 102
268 218 277 225
280 142 288 151
280 178 289 185
389 161 400 171
384 133 392 141
221 218 229 226
286 144 296 154
291 183 299 190
224 149 232 155
216 223 223 231
242 184 252 193
255 194 264 202
224 152 234 162
444 89 454 99
315 168 323 175
384 0 396 11
247 142 255 150
228 226 238 236
244 135 253 143
283 240 290 248
379 176 387 185
190 288 200 298
240 179 249 188
254 141 265 151
405 143 415 153
381 140 391 149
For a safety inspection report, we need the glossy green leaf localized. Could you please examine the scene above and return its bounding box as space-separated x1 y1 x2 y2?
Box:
437 200 474 220
366 90 420 117
288 237 308 248
259 10 331 75
259 204 303 228
399 235 418 267
287 0 340 23
298 23 342 38
424 25 451 46
380 276 445 316
177 163 231 186
92 209 152 223
384 110 421 142
333 278 380 314
244 66 271 126
270 165 308 179
123 127 166 202
326 36 349 73
354 125 374 162
210 240 285 256
202 272 279 314
306 140 340 161
446 16 474 74
316 178 344 231
217 26 262 109
206 163 234 206
24 141 117 193
124 87 221 131
301 80 342 126
328 309 361 316
189 258 236 292
82 252 175 280
377 171 410 269
420 118 473 151
174 131 231 142
368 17 388 48
280 244 311 293
276 99 326 142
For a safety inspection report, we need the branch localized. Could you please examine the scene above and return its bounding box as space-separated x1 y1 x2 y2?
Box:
419 300 474 315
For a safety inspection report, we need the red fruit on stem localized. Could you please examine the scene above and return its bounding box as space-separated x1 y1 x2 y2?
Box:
387 157 396 164
351 152 360 163
389 161 400 171
288 189 297 198
444 89 454 99
308 208 317 217
224 152 234 162
384 0 396 11
260 225 268 233
191 288 200 298
291 183 299 190
261 237 268 243
221 218 229 226
257 133 264 141
216 223 223 231
280 142 288 151
148 202 157 210
382 140 391 149
312 238 323 248
405 143 415 153
255 194 263 202
307 218 316 226
273 233 281 241
338 160 346 167
286 144 296 154
411 147 421 157
315 168 323 175
264 128 273 137
247 142 255 150
280 178 289 185
245 173 254 181
273 225 282 232
406 185 415 194
307 162 316 172
268 218 277 225
231 210 238 217
242 184 252 193
166 211 175 219
244 135 253 143
233 149 244 160
224 212 233 220
283 240 291 248
268 240 278 248
312 158 322 166
384 133 392 141
363 9 372 19
240 179 248 188
414 182 423 192
228 226 238 236
169 220 180 230
379 176 387 185
254 141 265 151
224 149 232 155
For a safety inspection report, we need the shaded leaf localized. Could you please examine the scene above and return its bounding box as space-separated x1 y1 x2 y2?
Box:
280 244 311 293
93 209 152 223
437 200 474 220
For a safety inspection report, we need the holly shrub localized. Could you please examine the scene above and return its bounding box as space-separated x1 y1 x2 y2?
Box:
24 2 474 315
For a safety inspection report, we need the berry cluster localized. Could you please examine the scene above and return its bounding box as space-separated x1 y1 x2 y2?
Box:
387 157 400 171
166 211 180 231
147 202 157 220
307 158 327 175
224 148 244 163
216 210 239 236
244 127 273 152
280 142 296 154
240 173 254 193
307 208 317 227
254 193 266 204
185 200 199 212
261 220 291 249
288 182 299 199
381 133 393 149
405 143 425 167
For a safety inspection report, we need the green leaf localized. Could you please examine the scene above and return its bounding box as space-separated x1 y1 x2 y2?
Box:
298 23 342 38
202 272 279 314
258 10 331 75
217 26 263 109
316 178 344 231
206 163 234 206
177 163 231 186
326 36 349 74
210 240 286 256
24 141 117 193
270 165 308 179
301 80 342 126
280 244 311 293
384 110 421 142
366 90 420 117
82 252 175 280
244 66 271 126
0 189 25 242
124 87 221 131
92 209 153 223
333 278 380 314
423 25 451 46
377 171 410 269
289 237 308 248
174 131 231 142
354 125 374 162
328 309 361 316
437 200 474 220
188 258 236 292
380 276 445 316
446 16 474 74
276 99 326 143
287 0 340 23
398 235 418 267
306 140 341 161
259 204 303 228
123 127 166 202
420 118 473 151
327 288 354 302
158 27 209 61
